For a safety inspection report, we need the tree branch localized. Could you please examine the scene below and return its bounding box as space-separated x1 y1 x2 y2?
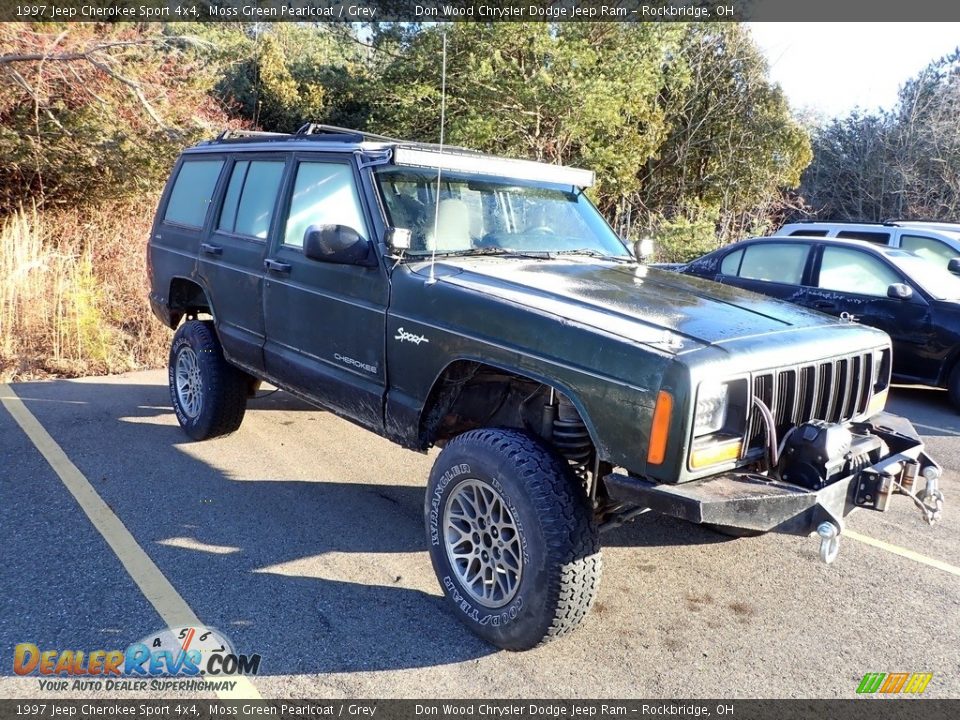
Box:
0 38 177 128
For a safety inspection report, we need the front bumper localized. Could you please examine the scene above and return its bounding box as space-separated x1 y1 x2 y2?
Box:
602 412 943 537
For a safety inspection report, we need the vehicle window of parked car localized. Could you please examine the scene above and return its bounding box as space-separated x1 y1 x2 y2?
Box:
719 249 743 275
788 230 828 237
900 234 957 266
284 162 367 248
163 159 224 228
887 252 960 301
818 247 901 297
218 160 285 239
736 243 809 285
835 230 891 244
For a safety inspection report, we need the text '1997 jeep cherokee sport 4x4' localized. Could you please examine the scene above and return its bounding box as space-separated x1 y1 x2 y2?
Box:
148 125 945 651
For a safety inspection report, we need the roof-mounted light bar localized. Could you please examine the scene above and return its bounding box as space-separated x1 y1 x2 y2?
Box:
392 147 595 188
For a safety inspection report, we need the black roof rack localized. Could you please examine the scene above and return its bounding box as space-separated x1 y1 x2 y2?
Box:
211 129 289 143
295 123 403 143
882 218 960 226
205 125 390 146
205 123 482 156
295 123 482 155
790 219 898 227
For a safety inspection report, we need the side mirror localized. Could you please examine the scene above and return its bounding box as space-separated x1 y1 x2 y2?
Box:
887 283 914 300
303 225 377 267
948 257 960 275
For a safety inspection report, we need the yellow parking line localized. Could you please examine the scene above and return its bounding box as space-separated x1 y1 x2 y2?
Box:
845 529 960 578
0 383 261 700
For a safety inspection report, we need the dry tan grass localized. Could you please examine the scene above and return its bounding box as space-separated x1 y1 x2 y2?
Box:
0 200 171 381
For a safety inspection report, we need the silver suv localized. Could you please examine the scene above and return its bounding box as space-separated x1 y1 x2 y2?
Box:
778 220 960 273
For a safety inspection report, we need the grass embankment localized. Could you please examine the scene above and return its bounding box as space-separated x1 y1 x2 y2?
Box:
0 201 170 381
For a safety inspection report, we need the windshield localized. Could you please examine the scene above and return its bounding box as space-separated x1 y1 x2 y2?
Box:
374 167 630 259
887 252 960 300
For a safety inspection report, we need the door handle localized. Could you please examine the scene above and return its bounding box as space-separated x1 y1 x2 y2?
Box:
264 258 291 274
200 243 223 256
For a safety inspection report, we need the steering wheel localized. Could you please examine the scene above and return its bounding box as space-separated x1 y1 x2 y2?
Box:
528 226 556 234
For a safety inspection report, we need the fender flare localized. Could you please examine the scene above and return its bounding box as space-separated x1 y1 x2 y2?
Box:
419 357 605 456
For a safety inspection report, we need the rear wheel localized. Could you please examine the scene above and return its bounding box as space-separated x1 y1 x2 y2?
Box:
168 320 248 440
425 428 602 650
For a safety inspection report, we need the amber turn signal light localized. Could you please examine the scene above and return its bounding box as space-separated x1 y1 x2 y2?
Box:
647 390 673 465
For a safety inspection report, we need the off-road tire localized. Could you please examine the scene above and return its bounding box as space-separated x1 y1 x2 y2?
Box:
168 320 248 440
949 363 960 412
425 428 602 650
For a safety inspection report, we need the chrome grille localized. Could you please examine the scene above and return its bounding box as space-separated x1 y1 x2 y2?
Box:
746 350 884 450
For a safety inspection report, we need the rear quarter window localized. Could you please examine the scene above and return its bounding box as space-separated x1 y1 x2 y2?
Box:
835 230 891 244
163 159 224 228
900 234 958 265
719 248 743 275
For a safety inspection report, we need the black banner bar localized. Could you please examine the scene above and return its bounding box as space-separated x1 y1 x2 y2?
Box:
2 0 960 23
0 700 957 720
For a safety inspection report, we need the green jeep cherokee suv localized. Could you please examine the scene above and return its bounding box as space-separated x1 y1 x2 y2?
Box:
148 125 944 650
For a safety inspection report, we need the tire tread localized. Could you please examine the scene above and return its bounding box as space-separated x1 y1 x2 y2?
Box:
169 320 247 440
443 428 602 649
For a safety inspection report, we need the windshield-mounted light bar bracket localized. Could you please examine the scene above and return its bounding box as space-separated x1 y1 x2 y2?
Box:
392 147 595 188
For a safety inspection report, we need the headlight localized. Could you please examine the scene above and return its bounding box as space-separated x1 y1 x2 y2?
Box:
694 382 730 437
689 378 749 471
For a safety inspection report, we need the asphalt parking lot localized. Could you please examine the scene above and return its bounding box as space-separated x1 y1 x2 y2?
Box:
1 371 958 699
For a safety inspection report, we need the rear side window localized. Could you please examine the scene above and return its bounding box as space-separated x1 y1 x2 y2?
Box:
835 230 891 244
818 247 901 297
737 243 809 285
218 160 285 239
900 234 958 265
788 229 828 237
163 159 224 228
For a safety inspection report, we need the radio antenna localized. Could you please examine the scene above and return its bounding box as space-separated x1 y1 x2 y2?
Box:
427 32 448 285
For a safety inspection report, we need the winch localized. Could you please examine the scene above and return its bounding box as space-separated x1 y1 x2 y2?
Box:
778 420 885 491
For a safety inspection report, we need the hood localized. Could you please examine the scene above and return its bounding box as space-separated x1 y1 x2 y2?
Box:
421 259 867 354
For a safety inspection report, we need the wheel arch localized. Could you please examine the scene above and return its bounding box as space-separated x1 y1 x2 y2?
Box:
417 357 603 458
165 276 216 329
941 345 960 397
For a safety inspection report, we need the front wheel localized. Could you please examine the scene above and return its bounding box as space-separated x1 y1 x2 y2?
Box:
425 428 602 650
949 363 960 412
168 320 248 440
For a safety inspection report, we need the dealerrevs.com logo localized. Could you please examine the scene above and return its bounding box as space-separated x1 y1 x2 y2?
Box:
856 672 933 694
13 626 261 692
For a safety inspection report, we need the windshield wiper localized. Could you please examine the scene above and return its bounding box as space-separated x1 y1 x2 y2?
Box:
551 249 634 263
430 247 552 260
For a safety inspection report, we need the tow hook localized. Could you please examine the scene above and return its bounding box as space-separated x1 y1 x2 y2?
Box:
816 522 841 564
892 462 945 525
917 466 945 525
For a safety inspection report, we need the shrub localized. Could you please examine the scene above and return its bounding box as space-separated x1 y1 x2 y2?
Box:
0 201 169 380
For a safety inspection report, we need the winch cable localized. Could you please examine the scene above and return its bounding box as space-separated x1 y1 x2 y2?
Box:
752 396 779 470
